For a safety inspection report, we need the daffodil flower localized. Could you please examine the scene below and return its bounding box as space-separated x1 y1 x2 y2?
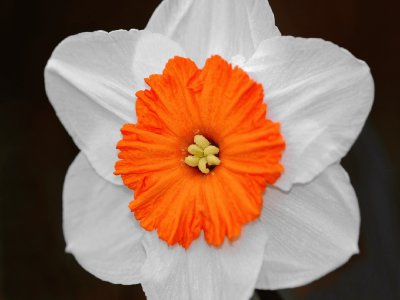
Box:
44 0 374 299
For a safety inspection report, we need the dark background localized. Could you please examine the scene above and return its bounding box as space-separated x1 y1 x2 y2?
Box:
1 0 399 299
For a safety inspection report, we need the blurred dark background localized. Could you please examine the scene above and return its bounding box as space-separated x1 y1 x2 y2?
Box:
1 0 399 299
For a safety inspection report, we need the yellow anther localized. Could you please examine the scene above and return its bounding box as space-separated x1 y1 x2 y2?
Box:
188 144 204 157
184 155 200 167
206 154 221 166
198 157 210 174
194 135 210 149
204 145 219 156
184 135 220 174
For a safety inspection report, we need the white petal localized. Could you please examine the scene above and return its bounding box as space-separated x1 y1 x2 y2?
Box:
140 222 268 300
45 30 185 185
256 163 360 289
146 0 280 65
63 152 146 284
244 36 374 191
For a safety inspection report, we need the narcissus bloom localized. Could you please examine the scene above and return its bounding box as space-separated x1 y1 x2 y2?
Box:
45 0 374 299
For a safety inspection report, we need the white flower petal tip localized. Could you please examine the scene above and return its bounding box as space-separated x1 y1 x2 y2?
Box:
63 152 146 285
45 29 185 186
244 36 374 191
140 221 268 300
146 0 280 65
256 164 360 290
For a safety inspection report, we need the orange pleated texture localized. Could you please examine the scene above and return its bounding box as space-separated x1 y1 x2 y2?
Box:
115 55 285 248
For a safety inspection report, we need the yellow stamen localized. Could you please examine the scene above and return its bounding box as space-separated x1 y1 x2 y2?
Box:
184 155 200 167
188 144 204 157
204 145 219 156
184 135 220 174
198 157 209 174
207 154 221 166
194 135 210 149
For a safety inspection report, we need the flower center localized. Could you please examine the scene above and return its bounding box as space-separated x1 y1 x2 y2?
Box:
184 135 220 174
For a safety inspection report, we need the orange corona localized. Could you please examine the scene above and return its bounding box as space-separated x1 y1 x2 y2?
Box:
115 55 285 248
